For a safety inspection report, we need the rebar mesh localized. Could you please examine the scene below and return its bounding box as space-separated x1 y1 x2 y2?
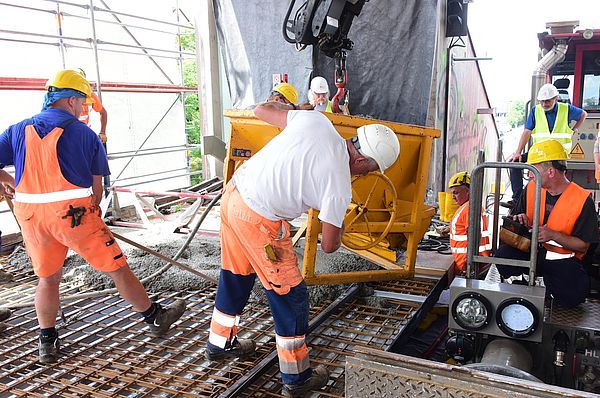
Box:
0 257 437 397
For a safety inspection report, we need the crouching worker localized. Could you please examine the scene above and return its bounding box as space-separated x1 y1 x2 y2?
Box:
0 70 186 364
448 171 492 276
495 139 598 307
206 101 400 397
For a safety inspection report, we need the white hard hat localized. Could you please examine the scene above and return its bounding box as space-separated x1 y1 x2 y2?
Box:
310 76 329 94
356 124 400 172
537 83 559 101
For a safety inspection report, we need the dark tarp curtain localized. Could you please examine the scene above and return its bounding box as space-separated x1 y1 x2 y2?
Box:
214 0 438 125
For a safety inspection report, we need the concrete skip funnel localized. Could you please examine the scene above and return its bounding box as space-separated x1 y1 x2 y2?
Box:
223 109 440 285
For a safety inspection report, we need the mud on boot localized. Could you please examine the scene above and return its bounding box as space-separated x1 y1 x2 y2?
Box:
282 365 329 397
39 337 60 364
149 300 186 337
205 338 256 361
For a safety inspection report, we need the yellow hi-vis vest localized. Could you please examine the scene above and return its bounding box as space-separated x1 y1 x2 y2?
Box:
531 103 573 153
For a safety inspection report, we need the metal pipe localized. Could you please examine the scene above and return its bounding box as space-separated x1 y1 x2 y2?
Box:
55 3 66 67
0 2 55 14
112 187 216 200
88 0 102 101
110 95 181 184
176 0 190 181
0 29 195 57
531 41 568 106
492 140 503 252
113 170 203 188
97 0 175 84
37 0 193 29
111 167 188 183
0 28 90 43
0 39 194 61
96 38 195 56
7 193 222 309
467 162 542 282
108 144 199 156
112 232 217 284
90 4 193 29
107 146 192 160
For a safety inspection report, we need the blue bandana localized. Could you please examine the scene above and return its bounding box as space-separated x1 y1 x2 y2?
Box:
42 89 85 110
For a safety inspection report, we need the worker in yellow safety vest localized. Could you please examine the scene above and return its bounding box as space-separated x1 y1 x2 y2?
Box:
448 171 492 275
506 83 587 207
308 76 332 112
496 139 598 308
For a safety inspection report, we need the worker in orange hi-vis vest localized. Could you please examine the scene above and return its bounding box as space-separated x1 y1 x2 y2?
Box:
448 171 492 275
77 69 108 144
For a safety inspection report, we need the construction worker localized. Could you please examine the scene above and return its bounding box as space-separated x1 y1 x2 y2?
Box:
448 171 492 275
506 83 587 207
77 68 108 144
496 139 598 308
594 125 600 185
308 76 332 112
267 82 298 107
0 69 186 364
0 308 10 333
205 102 400 397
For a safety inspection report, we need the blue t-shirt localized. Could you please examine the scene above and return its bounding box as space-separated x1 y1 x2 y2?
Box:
0 108 109 187
525 103 584 131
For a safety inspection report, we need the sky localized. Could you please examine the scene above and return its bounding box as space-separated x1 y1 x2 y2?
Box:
467 0 600 107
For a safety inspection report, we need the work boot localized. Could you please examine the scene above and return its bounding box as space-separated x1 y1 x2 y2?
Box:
0 308 11 322
0 270 13 282
205 338 256 361
39 337 60 364
282 365 330 397
148 300 186 337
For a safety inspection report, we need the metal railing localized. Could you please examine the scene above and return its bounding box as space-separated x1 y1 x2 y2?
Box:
467 162 543 284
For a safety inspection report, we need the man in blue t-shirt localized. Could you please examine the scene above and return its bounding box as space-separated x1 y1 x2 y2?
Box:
506 83 587 206
0 70 185 364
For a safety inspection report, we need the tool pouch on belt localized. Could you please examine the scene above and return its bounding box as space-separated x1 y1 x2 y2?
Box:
62 205 87 228
499 216 532 252
261 221 302 296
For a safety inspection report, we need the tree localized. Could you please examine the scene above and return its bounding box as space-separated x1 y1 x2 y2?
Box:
506 100 526 128
180 30 202 185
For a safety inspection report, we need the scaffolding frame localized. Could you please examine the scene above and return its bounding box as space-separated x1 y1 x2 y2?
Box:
0 0 201 197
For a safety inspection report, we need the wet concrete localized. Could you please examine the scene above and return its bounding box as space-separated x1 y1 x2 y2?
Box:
5 232 379 307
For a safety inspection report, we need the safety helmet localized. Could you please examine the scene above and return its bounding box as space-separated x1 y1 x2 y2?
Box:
448 171 471 188
356 124 400 171
310 76 329 94
527 139 568 165
273 82 298 105
46 69 93 102
537 83 559 101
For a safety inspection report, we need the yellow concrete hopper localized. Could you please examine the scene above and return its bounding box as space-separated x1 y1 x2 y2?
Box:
223 110 440 285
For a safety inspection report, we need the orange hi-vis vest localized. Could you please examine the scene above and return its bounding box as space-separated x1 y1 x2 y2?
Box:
450 202 492 272
79 92 102 126
14 121 92 203
525 181 590 260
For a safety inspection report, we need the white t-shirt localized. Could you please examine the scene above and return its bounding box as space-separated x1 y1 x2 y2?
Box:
233 110 351 228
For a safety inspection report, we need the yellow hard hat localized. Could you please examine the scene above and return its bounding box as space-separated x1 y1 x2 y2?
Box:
46 69 93 102
527 139 568 165
273 82 298 105
448 171 470 188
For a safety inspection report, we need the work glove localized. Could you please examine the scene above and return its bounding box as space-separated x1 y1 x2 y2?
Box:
98 132 107 144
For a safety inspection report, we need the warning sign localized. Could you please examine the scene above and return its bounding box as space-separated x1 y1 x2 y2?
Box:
570 143 585 160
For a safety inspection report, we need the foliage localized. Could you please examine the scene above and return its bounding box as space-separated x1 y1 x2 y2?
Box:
180 29 202 185
506 100 526 128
